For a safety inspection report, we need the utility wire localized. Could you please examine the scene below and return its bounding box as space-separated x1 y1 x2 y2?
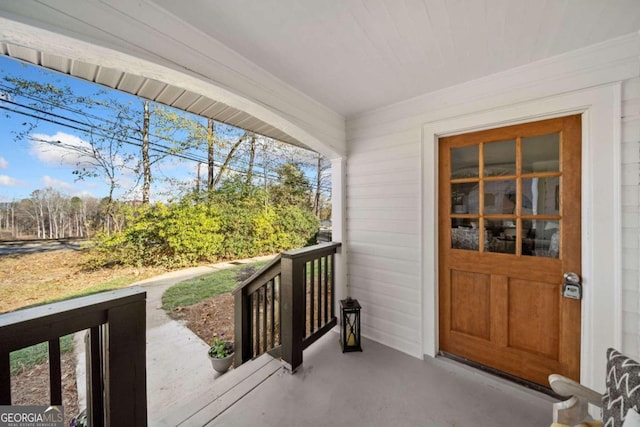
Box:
0 82 218 150
1 89 327 174
1 103 331 192
1 85 332 191
0 81 320 158
0 81 319 164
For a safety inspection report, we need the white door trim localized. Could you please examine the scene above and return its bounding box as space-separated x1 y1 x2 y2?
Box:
421 83 622 392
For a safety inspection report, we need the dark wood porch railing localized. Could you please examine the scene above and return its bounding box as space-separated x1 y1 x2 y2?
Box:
233 242 341 372
0 287 147 426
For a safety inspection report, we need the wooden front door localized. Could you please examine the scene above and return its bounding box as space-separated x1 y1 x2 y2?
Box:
438 115 582 386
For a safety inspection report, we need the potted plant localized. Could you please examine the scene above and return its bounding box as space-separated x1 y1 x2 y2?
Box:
208 335 235 373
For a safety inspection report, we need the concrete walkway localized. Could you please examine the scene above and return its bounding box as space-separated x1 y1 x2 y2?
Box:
74 255 274 425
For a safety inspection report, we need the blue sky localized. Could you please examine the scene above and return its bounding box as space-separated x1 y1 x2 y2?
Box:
0 56 223 202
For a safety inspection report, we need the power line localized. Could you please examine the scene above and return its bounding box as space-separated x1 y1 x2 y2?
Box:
0 97 211 162
0 80 321 158
1 86 328 173
0 81 214 151
1 92 332 192
1 105 331 193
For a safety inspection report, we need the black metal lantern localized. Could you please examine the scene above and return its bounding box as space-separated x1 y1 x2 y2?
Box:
340 298 362 352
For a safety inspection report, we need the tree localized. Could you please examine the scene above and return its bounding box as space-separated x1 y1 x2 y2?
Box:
245 133 256 186
213 132 247 187
149 107 249 194
0 200 16 238
142 100 151 204
269 163 313 210
0 190 102 239
3 75 139 231
207 118 214 196
69 196 87 237
313 154 331 218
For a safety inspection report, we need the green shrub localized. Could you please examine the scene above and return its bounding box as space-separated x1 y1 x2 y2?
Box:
91 198 223 268
274 205 319 248
89 178 320 268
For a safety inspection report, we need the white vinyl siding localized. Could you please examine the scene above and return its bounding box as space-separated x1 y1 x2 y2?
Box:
346 130 423 356
621 76 640 357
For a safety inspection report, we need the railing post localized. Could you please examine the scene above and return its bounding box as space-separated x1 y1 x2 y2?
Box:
105 298 147 426
234 288 252 367
280 254 305 372
0 351 9 405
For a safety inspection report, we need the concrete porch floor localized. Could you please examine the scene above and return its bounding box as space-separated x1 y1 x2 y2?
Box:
176 331 556 426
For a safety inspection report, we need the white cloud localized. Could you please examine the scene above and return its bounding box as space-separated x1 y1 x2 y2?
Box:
30 132 97 167
0 157 7 169
0 174 27 187
155 156 186 173
41 175 75 192
71 190 96 199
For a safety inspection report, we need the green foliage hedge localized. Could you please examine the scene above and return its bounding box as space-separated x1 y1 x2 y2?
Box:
90 183 319 268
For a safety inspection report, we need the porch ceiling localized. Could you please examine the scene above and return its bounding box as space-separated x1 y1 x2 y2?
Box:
0 0 638 130
153 0 640 117
0 42 308 150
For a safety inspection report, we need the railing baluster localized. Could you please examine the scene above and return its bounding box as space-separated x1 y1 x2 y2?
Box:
234 286 253 367
316 257 321 326
323 255 329 323
317 258 322 329
253 293 259 358
256 291 260 354
87 326 105 427
270 280 275 348
309 260 314 336
276 275 281 346
262 287 267 354
303 262 308 337
48 338 62 406
249 293 254 358
330 254 335 318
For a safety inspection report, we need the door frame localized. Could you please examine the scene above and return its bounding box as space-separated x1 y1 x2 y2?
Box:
421 83 622 392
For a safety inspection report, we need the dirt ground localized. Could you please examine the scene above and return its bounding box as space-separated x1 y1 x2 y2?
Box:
168 263 265 345
172 293 235 346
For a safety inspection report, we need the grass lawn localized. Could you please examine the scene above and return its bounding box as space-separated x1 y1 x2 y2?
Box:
42 276 143 305
162 259 271 311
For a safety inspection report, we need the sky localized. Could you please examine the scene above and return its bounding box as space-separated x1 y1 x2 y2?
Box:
0 55 274 203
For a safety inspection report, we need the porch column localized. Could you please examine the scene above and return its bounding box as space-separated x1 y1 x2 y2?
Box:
331 157 348 312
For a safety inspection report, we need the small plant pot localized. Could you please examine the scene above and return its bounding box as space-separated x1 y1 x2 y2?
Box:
209 353 234 373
